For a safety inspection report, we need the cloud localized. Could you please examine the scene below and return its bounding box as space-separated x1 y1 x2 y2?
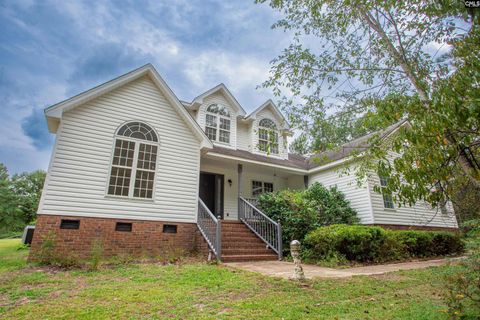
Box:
68 42 151 88
21 107 53 150
183 50 272 108
0 0 287 173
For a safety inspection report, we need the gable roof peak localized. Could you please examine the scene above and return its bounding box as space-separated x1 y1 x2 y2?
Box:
188 83 246 115
43 64 213 149
246 99 290 129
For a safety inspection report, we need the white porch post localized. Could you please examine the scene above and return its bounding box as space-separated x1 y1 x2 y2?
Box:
237 164 243 220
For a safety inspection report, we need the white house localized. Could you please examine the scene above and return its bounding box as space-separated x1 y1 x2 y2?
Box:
30 64 458 262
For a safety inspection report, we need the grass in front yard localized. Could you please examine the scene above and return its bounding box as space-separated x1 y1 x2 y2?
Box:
0 239 29 273
0 239 454 319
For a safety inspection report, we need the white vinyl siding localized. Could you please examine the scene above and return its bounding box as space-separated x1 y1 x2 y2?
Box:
39 76 201 223
309 165 374 224
236 123 251 151
366 149 457 228
286 175 306 190
368 173 458 228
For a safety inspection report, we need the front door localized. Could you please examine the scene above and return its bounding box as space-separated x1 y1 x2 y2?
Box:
199 172 224 219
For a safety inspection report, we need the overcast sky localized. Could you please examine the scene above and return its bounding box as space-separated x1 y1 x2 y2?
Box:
0 0 290 174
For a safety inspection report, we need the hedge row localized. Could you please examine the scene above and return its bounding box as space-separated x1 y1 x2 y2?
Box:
303 224 464 263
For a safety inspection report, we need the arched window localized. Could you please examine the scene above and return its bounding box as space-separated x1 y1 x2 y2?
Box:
258 118 279 154
107 122 158 199
205 104 231 144
117 122 158 142
259 118 276 129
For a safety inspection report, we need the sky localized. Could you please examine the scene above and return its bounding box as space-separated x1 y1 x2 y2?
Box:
0 0 291 174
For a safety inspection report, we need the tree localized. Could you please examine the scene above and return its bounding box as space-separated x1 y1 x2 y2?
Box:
289 107 387 155
451 178 480 226
0 164 46 235
0 164 22 233
11 170 46 224
258 0 480 208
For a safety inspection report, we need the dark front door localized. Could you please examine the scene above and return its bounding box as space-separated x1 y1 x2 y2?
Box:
199 172 224 219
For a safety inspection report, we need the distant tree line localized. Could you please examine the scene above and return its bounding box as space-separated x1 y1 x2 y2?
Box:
0 163 46 237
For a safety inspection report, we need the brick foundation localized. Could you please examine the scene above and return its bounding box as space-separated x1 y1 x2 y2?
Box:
29 215 200 261
372 224 459 232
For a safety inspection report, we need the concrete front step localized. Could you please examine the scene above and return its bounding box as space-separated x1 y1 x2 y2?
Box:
222 254 278 262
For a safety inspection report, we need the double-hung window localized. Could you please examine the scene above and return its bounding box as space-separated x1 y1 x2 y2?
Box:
379 175 395 209
252 181 274 197
258 118 279 154
107 122 158 199
205 104 231 144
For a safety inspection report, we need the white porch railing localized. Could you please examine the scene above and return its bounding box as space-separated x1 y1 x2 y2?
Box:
238 197 282 260
243 197 259 207
197 198 221 260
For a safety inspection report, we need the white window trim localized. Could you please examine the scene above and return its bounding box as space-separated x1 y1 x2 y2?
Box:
205 105 231 145
257 118 279 155
379 175 395 209
251 180 274 198
105 135 159 201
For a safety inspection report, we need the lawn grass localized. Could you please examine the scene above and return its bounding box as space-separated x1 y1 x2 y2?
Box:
0 239 29 273
0 239 454 319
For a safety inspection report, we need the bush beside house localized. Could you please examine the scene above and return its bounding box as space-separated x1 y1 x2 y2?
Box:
257 182 359 252
303 224 464 264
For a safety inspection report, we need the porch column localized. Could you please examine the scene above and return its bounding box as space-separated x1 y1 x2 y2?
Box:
237 164 243 220
303 175 309 189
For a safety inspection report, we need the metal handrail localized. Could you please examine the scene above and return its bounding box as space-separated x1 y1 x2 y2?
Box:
239 197 283 260
197 198 221 260
243 197 259 207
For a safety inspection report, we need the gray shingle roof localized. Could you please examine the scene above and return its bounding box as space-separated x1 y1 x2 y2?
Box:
307 120 407 168
206 120 407 171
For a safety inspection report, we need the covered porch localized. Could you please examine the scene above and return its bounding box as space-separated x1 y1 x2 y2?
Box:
199 154 307 221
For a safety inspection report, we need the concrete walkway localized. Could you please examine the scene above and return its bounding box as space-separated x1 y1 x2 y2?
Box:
225 257 462 279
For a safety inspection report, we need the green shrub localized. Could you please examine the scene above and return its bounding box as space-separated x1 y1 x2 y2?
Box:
303 225 391 263
36 231 56 264
432 232 464 256
88 239 104 271
257 182 359 252
35 231 81 268
444 221 480 319
393 230 435 257
303 224 464 264
303 184 359 226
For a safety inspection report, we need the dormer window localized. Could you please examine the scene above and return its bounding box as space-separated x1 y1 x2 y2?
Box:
258 118 279 154
205 104 231 144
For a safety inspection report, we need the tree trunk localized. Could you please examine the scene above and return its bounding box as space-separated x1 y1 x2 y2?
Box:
359 7 480 187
